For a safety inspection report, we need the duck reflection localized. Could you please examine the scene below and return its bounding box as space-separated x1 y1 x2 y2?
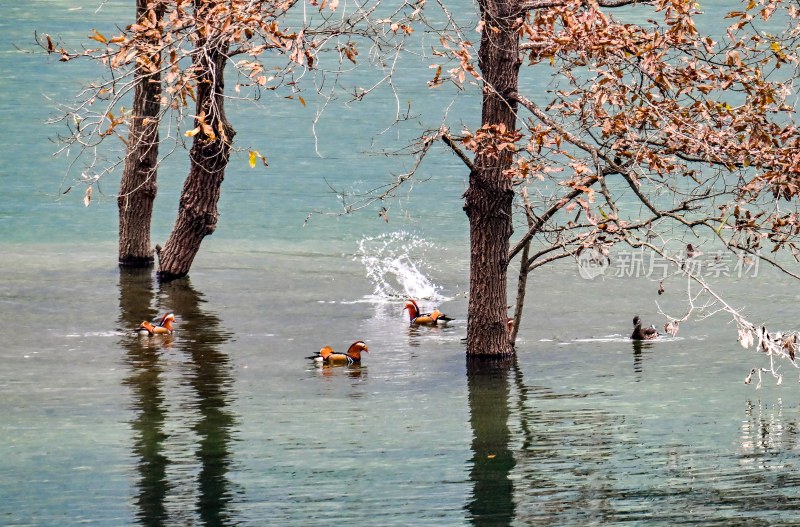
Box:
465 356 516 526
312 363 366 380
406 324 444 347
631 339 657 379
119 271 236 526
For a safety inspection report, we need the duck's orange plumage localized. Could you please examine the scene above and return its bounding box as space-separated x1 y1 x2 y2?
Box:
136 313 175 336
309 341 368 365
404 299 453 326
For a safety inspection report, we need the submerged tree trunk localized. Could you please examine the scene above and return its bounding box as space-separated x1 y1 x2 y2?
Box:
157 39 234 281
465 0 520 357
118 0 164 268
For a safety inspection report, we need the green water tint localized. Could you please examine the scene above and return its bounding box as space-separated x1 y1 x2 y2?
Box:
3 1 800 525
2 248 800 525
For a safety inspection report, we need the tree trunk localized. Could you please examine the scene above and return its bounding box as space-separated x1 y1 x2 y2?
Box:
465 0 520 357
157 39 234 281
117 0 164 268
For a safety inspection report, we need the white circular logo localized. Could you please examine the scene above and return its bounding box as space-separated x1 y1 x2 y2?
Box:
577 248 609 280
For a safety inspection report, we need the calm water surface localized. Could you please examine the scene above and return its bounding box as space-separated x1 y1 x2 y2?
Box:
3 2 800 526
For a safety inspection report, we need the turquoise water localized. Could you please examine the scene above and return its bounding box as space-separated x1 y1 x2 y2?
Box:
3 2 800 526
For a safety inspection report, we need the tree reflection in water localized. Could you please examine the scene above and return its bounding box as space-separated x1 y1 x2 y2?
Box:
466 354 620 526
119 271 236 526
465 348 800 525
740 398 800 469
466 356 516 526
119 268 169 526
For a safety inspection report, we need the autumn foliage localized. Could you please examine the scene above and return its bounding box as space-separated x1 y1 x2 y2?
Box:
42 0 800 368
413 0 800 367
43 0 419 276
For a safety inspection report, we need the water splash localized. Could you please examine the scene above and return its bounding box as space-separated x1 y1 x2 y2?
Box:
357 231 446 301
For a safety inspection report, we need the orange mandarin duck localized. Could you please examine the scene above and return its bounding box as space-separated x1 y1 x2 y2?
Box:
136 313 176 336
308 341 369 365
404 299 453 326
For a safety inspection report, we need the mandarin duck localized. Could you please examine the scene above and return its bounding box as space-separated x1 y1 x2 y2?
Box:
404 299 453 326
631 315 658 340
136 313 176 336
308 341 368 365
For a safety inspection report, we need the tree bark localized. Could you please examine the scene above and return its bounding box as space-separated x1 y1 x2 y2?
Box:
118 0 165 268
465 0 521 357
157 37 234 281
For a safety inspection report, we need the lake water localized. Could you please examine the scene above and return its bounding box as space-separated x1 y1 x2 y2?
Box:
3 2 800 526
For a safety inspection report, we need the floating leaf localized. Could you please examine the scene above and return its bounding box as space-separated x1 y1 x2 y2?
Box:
249 150 259 168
